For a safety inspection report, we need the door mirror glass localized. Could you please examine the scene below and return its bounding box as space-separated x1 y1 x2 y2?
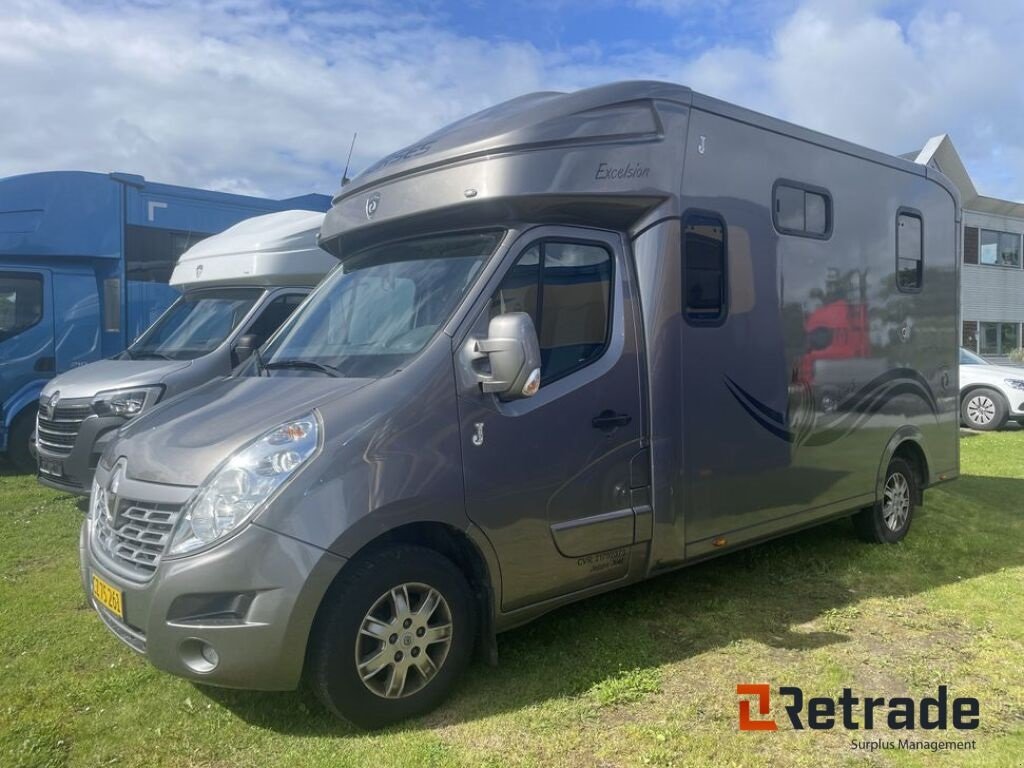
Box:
470 312 541 400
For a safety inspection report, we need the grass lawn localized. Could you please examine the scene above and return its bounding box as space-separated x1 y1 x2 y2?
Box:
1 431 1022 767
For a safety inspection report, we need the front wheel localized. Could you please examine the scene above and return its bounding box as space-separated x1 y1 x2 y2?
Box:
854 456 917 543
308 545 476 729
961 388 1007 431
6 409 37 474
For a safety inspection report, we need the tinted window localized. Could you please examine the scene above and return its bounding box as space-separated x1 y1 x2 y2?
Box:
490 241 613 383
897 212 923 291
0 272 43 342
124 225 212 283
774 183 831 237
245 293 305 345
682 213 727 324
960 347 987 365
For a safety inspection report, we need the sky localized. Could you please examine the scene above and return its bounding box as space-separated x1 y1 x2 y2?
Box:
1 0 1022 201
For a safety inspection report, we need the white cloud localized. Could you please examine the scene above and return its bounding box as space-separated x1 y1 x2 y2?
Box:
0 0 1021 201
678 0 1024 200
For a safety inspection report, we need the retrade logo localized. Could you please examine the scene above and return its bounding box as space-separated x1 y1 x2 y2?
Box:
736 684 980 732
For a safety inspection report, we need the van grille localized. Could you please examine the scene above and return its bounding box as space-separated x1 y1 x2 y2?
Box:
36 403 92 457
93 500 183 579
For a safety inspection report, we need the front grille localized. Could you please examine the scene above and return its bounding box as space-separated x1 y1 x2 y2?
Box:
36 403 92 457
93 499 183 579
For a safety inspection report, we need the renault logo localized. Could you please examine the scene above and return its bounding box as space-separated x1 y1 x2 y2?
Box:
106 460 126 526
47 390 60 419
365 192 381 220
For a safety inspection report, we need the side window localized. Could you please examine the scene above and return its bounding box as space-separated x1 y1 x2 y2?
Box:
682 212 727 325
897 211 923 292
490 240 613 384
124 225 211 283
773 181 831 238
245 293 305 344
0 272 44 342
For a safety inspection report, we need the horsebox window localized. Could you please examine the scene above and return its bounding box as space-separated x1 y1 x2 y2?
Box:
682 212 727 326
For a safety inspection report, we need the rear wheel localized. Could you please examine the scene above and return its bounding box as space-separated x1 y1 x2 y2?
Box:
961 388 1007 431
308 545 476 729
854 456 917 543
6 408 37 474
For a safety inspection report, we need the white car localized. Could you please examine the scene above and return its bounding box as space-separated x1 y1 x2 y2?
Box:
959 348 1024 430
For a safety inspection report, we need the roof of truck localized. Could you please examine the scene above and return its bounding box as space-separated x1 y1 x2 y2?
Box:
336 80 958 207
170 209 335 289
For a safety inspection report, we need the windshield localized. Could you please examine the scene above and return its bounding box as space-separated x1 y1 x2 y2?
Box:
262 230 502 378
960 347 989 366
129 288 262 360
0 272 43 343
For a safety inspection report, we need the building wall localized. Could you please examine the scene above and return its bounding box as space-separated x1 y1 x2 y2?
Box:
960 209 1024 358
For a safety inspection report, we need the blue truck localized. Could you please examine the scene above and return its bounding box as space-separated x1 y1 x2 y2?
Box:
0 170 330 470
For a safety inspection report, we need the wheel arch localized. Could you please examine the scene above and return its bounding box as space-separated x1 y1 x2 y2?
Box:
312 520 501 666
876 427 929 505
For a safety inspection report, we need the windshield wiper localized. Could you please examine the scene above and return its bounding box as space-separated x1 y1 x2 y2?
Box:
132 351 175 360
264 359 342 378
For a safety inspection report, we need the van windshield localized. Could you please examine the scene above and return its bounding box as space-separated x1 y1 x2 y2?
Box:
128 288 262 360
262 230 502 378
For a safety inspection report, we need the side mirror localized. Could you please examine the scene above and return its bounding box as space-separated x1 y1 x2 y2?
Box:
470 312 542 400
234 334 260 363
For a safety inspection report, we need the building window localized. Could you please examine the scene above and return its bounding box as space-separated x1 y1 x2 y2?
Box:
773 181 831 238
102 278 121 333
962 320 978 351
896 210 923 292
979 229 1021 267
963 226 979 265
979 321 1021 357
682 211 728 325
489 240 613 384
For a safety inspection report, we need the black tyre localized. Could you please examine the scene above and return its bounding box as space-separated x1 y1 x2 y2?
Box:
960 388 1007 431
6 408 37 474
854 456 917 543
308 545 476 729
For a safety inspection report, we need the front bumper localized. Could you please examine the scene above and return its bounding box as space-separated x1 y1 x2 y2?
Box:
38 412 123 495
80 495 347 690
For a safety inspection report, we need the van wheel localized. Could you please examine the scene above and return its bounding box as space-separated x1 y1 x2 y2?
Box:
7 409 37 474
308 545 476 729
854 457 917 543
961 388 1007 431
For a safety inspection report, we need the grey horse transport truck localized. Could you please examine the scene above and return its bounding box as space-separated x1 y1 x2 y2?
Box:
81 81 960 728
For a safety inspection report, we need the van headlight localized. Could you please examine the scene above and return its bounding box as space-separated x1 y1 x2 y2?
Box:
92 386 163 418
168 412 321 556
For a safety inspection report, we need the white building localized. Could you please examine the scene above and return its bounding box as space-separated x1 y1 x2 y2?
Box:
909 136 1024 359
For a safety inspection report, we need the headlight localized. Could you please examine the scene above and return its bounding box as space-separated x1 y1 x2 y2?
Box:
168 412 321 556
91 386 163 418
1004 378 1024 392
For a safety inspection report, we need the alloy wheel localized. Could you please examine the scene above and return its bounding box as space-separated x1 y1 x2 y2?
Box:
966 394 995 427
882 472 911 531
354 582 454 699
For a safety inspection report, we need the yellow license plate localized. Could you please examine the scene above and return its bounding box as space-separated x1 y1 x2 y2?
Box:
92 573 124 619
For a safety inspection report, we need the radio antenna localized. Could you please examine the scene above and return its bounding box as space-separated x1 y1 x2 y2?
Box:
341 132 358 186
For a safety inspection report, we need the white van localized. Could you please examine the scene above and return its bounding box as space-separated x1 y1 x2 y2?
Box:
36 210 335 493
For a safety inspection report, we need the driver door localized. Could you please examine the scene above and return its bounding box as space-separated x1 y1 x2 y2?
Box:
456 227 646 612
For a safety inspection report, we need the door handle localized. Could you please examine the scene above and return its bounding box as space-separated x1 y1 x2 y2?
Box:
592 410 632 432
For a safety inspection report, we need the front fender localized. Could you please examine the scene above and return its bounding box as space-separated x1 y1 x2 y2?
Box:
3 378 47 430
